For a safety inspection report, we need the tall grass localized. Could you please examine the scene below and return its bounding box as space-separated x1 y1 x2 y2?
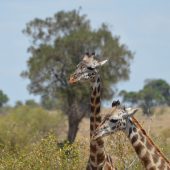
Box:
0 106 169 169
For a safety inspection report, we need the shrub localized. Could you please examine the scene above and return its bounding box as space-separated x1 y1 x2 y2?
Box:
0 106 63 151
0 106 169 170
0 134 88 170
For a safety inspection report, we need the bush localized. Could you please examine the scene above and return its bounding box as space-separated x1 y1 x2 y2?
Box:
0 106 169 170
0 134 87 170
0 106 63 151
105 132 143 170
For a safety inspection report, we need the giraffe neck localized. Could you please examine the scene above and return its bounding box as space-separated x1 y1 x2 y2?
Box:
90 75 102 136
125 117 170 170
89 75 107 168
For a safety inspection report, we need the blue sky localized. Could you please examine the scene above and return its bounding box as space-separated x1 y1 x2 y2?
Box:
0 0 170 105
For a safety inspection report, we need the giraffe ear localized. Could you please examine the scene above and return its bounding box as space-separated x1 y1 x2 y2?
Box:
83 53 90 61
123 108 138 119
90 59 108 68
83 53 93 63
96 60 108 67
99 59 108 66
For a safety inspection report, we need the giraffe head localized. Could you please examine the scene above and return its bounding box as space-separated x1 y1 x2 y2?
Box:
92 102 138 140
69 53 108 84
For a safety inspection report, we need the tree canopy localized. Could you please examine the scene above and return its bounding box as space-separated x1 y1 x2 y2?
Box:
22 9 134 142
120 79 170 115
0 90 9 107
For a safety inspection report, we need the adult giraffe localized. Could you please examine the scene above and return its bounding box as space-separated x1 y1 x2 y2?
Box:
92 101 170 170
69 53 115 170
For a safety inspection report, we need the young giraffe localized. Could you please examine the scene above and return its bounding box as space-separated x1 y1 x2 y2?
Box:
92 101 170 170
69 53 115 170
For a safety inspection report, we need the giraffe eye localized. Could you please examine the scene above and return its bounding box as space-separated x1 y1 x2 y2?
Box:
87 67 93 70
110 119 118 123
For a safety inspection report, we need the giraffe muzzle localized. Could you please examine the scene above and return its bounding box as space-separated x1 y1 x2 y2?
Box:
68 76 77 84
91 129 102 140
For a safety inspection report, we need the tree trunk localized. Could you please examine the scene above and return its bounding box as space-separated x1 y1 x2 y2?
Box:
67 101 86 143
67 117 79 143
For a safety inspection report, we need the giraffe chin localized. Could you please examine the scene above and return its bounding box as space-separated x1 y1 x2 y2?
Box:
91 135 100 141
68 78 77 84
91 132 105 140
92 130 108 140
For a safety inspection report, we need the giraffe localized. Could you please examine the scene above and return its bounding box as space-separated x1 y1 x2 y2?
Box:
69 53 115 170
92 101 170 170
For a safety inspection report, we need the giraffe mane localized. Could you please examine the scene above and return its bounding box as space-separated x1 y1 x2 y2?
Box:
103 113 113 122
131 116 170 164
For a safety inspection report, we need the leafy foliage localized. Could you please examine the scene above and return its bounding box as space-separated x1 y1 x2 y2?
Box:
0 134 85 170
120 79 170 114
40 95 57 110
0 105 63 150
0 90 9 107
25 99 39 107
22 9 134 142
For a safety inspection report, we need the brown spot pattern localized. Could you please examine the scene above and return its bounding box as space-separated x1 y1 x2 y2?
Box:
149 167 156 170
134 142 143 155
128 127 132 137
131 117 170 165
91 105 95 113
95 96 100 105
141 128 146 136
91 97 95 104
97 139 104 147
97 152 105 164
90 144 97 153
90 116 94 122
95 106 100 114
94 124 98 129
96 116 101 123
131 135 138 144
90 124 94 131
90 155 95 162
89 77 114 169
97 77 100 83
133 127 137 132
142 151 150 167
139 132 145 143
97 84 100 93
93 88 97 96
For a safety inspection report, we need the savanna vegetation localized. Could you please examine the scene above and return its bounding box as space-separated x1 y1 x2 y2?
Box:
0 105 169 170
0 8 169 170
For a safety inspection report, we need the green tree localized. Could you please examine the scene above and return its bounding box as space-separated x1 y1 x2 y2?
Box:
0 90 9 107
119 90 139 105
25 99 39 107
15 100 23 107
40 95 57 110
22 9 134 142
143 79 170 105
120 79 170 115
